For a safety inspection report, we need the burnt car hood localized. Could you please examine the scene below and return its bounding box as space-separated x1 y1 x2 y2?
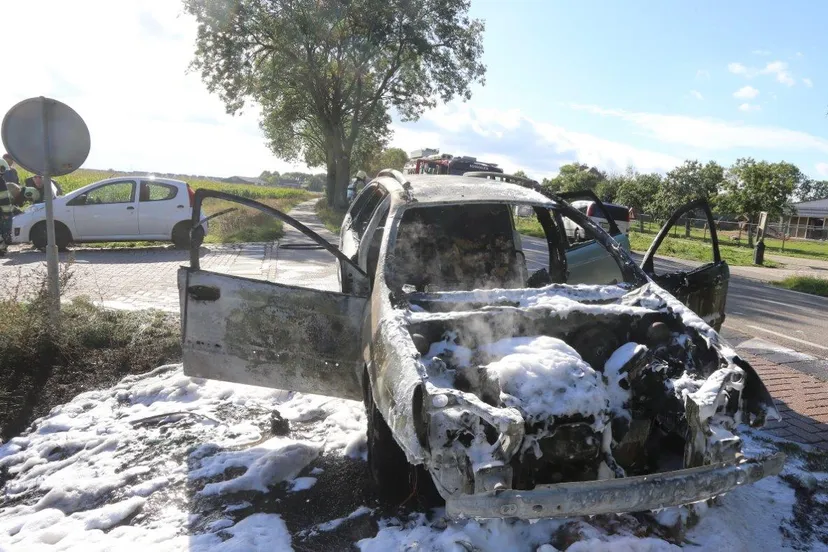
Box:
379 281 782 518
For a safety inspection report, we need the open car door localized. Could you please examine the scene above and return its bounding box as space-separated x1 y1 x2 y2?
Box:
179 190 369 400
641 199 729 331
556 190 630 285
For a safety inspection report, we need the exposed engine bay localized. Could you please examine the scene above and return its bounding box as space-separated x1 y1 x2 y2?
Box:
396 282 778 502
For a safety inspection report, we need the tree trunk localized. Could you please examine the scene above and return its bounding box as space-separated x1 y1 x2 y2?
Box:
747 214 755 247
325 149 336 207
335 153 351 210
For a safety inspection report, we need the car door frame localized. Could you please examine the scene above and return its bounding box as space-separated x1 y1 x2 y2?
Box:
554 190 631 285
641 198 729 330
181 190 371 399
67 179 140 240
137 179 184 239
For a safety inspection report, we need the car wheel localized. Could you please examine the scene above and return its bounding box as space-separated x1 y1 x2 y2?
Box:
171 222 192 249
364 372 442 507
30 222 47 250
55 223 71 252
31 222 72 251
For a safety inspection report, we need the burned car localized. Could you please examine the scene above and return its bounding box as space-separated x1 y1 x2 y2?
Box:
179 171 785 519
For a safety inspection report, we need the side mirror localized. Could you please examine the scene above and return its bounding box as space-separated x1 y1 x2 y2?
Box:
68 193 87 206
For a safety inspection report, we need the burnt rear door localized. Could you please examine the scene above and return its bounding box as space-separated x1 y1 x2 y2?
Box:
641 199 729 331
180 190 369 400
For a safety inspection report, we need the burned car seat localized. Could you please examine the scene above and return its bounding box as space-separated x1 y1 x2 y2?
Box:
393 204 524 291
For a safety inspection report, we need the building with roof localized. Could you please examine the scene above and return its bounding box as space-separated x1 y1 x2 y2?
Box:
789 197 828 240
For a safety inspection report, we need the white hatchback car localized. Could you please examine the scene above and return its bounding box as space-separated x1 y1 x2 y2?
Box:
11 176 208 250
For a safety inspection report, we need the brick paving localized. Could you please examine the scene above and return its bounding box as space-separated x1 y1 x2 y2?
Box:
0 242 278 311
746 352 828 450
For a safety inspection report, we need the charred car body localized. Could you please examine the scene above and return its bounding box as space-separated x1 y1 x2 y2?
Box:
179 171 784 519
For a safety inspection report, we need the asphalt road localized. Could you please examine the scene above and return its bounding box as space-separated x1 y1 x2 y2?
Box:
521 235 828 378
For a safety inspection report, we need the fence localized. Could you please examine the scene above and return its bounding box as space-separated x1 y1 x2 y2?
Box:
632 214 828 251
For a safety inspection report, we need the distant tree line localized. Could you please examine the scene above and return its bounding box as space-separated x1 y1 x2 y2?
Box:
520 159 828 245
258 170 327 192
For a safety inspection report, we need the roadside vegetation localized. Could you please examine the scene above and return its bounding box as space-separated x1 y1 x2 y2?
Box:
772 276 828 297
0 267 180 440
631 218 828 263
628 231 780 267
513 214 780 267
315 198 346 234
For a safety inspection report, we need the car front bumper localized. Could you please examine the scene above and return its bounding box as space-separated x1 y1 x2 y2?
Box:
445 452 785 520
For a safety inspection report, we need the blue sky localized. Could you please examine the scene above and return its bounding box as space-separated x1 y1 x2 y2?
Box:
2 1 826 179
392 0 828 180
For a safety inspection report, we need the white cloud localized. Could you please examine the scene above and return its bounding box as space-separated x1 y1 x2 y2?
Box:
728 62 750 76
733 86 760 99
0 0 306 178
803 78 814 88
762 61 795 86
570 104 828 154
399 104 682 176
728 60 795 86
690 90 704 100
796 52 804 58
816 163 828 177
696 69 710 80
738 103 761 112
752 49 771 56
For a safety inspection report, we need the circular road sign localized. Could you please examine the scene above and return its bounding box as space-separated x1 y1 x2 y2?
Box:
1 97 90 177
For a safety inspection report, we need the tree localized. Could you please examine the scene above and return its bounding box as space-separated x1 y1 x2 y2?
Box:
365 147 409 177
614 170 662 231
185 0 486 208
652 160 723 221
513 169 528 179
595 170 629 203
719 158 803 246
543 163 607 194
796 179 828 202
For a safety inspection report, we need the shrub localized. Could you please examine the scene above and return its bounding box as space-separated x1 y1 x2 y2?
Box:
0 266 180 440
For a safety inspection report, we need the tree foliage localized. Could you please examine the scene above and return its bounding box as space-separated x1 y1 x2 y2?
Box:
542 163 607 194
650 160 723 220
719 158 804 221
796 179 828 203
364 147 409 177
184 0 486 207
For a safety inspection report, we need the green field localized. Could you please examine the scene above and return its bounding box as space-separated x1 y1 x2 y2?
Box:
14 168 315 244
513 215 780 268
632 219 828 262
628 231 780 268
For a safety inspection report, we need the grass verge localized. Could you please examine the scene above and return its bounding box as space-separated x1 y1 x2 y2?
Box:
772 276 828 297
0 267 180 440
632 221 828 263
629 231 780 268
315 198 347 234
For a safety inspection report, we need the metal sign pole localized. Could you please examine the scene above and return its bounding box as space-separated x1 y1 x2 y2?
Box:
40 97 60 323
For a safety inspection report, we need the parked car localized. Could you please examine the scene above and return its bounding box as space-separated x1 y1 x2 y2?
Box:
564 199 632 242
179 171 783 520
11 176 208 250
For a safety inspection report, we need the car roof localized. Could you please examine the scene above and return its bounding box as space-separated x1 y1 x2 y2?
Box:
375 174 557 207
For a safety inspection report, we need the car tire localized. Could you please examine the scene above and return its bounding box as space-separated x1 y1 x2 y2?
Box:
171 221 192 249
364 372 442 508
31 221 72 252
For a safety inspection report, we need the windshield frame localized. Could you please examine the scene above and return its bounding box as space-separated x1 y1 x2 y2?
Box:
382 198 649 295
